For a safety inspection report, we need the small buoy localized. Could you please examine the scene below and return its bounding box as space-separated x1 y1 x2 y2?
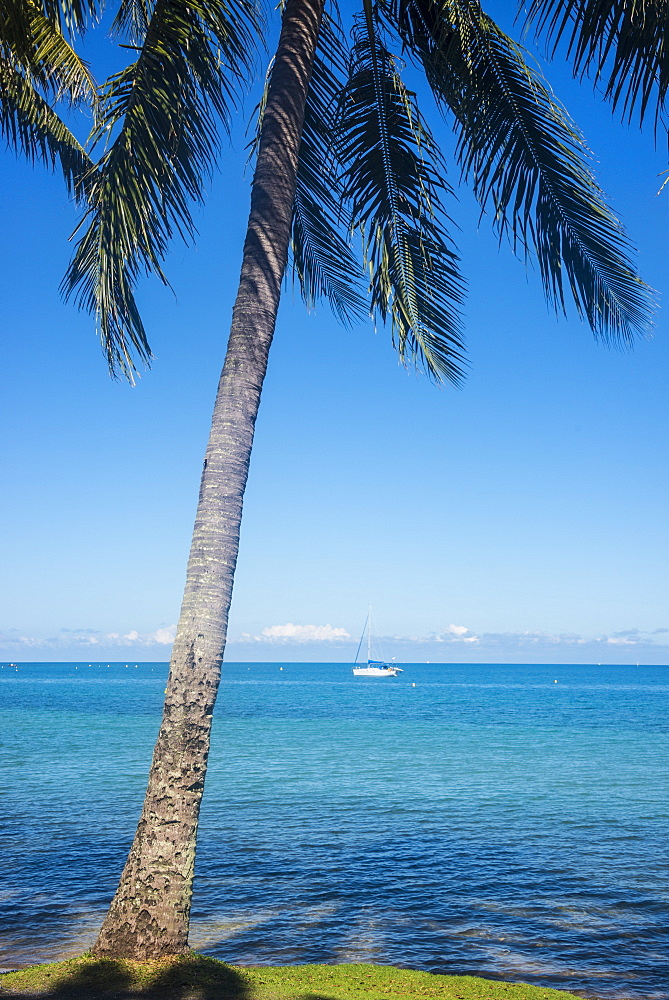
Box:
554 680 558 683
279 666 283 671
411 682 416 688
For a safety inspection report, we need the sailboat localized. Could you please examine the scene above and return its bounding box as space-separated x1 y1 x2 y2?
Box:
352 608 403 677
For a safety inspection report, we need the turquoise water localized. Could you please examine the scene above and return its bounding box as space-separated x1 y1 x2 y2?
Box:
1 662 667 998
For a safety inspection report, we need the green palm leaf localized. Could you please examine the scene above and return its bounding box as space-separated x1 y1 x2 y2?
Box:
337 0 465 383
111 0 153 45
393 0 654 344
1 0 100 56
0 62 91 193
0 0 95 192
20 4 96 103
290 6 368 324
523 0 669 130
62 0 262 379
39 0 100 35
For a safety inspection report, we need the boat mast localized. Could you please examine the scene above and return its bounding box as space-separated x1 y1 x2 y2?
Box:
353 611 368 666
367 604 372 663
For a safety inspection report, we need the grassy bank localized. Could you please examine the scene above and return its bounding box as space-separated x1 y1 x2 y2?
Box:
0 955 587 1000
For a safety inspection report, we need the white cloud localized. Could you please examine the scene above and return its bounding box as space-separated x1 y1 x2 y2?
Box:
148 626 177 645
375 626 669 652
396 625 479 644
449 629 667 650
240 623 351 644
0 625 177 650
3 621 668 664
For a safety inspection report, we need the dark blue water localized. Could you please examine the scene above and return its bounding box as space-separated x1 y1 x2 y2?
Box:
1 662 667 998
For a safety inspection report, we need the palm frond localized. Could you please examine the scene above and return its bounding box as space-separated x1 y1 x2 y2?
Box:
0 0 94 195
62 0 263 379
0 0 97 103
0 63 92 191
0 61 91 193
522 0 669 130
290 5 368 324
392 0 654 344
25 7 97 102
337 0 465 383
0 0 102 40
38 0 101 35
111 0 153 46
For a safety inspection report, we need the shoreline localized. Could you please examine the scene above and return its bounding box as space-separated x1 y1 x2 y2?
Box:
0 955 619 1000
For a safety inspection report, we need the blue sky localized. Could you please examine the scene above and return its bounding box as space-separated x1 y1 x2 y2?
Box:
1 3 668 664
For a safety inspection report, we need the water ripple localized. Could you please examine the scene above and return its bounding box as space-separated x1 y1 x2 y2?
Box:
1 662 668 998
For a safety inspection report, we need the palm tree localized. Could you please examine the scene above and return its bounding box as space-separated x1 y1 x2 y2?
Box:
62 0 655 960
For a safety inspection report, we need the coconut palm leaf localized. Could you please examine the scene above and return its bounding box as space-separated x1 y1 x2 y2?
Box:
0 61 91 193
1 0 95 92
27 14 95 102
39 0 99 34
392 0 653 344
111 0 152 45
522 0 669 130
62 0 262 379
337 0 465 383
0 0 95 192
290 6 368 324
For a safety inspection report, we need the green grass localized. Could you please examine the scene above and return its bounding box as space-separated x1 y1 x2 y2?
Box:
0 954 588 1000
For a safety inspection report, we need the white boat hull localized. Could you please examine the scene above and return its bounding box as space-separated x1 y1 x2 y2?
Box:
352 666 403 677
353 610 402 676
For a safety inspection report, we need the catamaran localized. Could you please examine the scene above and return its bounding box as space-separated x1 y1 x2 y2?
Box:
352 608 403 677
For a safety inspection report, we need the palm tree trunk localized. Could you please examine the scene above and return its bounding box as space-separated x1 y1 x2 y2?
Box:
91 0 325 960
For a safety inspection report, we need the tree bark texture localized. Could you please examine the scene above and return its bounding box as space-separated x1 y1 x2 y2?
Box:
92 0 325 959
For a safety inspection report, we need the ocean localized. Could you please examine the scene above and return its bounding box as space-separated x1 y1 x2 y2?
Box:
1 662 667 998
